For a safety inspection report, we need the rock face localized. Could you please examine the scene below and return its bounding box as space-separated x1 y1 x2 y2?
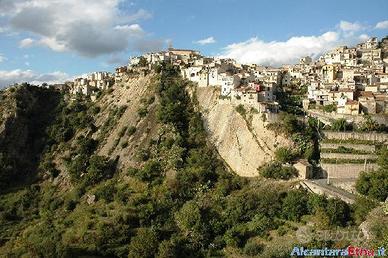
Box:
196 87 292 177
94 73 160 171
0 86 61 188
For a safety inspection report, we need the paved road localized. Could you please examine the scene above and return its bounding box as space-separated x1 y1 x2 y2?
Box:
302 179 356 204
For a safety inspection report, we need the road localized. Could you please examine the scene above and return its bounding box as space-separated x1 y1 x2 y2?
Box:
301 179 356 204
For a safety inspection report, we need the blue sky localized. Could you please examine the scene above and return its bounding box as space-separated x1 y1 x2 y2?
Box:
0 0 387 87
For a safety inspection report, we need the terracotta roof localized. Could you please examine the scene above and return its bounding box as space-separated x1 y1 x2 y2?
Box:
359 91 374 98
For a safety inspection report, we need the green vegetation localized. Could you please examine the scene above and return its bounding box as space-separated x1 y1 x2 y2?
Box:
137 106 148 118
356 169 388 201
357 115 388 133
127 126 136 136
330 118 352 131
0 66 383 257
328 115 388 133
119 126 128 137
320 146 373 155
259 161 298 180
267 114 320 164
275 86 304 115
322 104 337 113
321 158 377 164
356 147 388 201
321 138 378 145
274 147 299 163
235 104 247 117
0 85 61 190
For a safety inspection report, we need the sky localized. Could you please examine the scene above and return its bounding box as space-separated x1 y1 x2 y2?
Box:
0 0 388 87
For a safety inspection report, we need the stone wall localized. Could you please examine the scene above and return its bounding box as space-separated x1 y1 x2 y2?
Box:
320 153 377 160
320 143 376 152
323 131 388 142
308 110 388 125
321 163 379 179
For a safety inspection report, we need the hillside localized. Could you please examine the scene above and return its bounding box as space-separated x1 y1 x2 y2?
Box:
0 86 61 189
0 65 386 257
196 87 292 176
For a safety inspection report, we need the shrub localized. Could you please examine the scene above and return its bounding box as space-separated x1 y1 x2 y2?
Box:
94 181 116 202
326 198 351 227
119 126 128 137
137 107 148 118
136 148 150 162
356 170 388 202
127 126 136 136
128 228 158 258
83 155 116 186
352 196 378 224
244 241 264 256
274 147 298 163
323 104 337 113
235 104 246 116
121 141 128 149
147 96 155 105
259 162 297 180
281 190 309 221
331 118 352 131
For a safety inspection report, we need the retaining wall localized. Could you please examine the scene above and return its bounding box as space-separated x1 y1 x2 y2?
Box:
320 153 377 160
320 143 376 152
321 163 379 179
323 131 388 142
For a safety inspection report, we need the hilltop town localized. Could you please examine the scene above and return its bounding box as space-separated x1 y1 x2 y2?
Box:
65 36 388 120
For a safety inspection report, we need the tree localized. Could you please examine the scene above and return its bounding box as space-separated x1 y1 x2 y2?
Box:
275 147 297 163
128 228 158 258
356 170 388 202
282 113 300 134
175 201 202 237
377 147 388 170
331 118 350 132
84 155 115 185
281 190 309 221
259 162 297 180
325 198 351 227
358 115 380 132
352 196 378 224
323 104 337 113
138 56 148 67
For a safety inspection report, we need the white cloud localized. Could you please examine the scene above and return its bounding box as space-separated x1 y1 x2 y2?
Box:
0 54 6 62
0 69 69 88
114 24 144 37
358 34 370 41
339 20 363 32
220 31 344 66
219 19 377 67
195 36 216 45
1 0 159 56
19 37 35 48
375 20 388 29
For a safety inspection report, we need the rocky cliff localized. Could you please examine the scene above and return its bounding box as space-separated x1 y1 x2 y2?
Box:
196 87 292 177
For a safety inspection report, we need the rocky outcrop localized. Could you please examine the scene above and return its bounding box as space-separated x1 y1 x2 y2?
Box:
0 86 61 189
196 87 292 177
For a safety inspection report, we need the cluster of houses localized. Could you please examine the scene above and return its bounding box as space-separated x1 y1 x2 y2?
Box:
69 72 114 97
127 48 282 113
67 36 388 116
302 37 388 115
